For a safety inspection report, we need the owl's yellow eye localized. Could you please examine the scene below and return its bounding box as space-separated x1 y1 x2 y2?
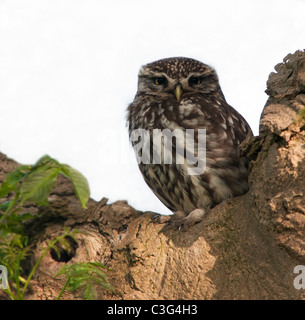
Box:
152 77 167 86
189 76 204 86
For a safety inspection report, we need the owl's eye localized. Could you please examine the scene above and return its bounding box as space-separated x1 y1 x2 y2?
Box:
189 76 204 86
152 77 167 86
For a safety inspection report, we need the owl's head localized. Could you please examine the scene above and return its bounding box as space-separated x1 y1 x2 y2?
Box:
137 57 221 102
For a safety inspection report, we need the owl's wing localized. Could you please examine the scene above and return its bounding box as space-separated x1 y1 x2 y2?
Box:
179 96 253 147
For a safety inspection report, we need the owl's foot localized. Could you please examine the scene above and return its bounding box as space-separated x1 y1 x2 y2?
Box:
169 208 206 231
151 213 171 224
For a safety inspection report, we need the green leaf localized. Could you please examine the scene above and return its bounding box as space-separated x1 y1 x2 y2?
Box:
0 168 28 198
0 201 13 212
92 277 114 290
83 279 97 300
0 165 31 198
18 165 33 171
19 167 60 205
33 155 60 169
18 212 38 221
87 261 111 270
60 165 90 208
55 264 70 277
0 181 14 198
67 275 87 291
55 261 114 300
0 211 22 234
6 168 29 185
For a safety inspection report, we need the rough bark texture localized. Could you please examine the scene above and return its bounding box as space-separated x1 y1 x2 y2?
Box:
1 50 305 300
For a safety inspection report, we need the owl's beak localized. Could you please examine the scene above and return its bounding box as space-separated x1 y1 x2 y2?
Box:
173 85 183 102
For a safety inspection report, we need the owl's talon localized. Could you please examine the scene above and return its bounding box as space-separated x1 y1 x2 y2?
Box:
151 214 171 224
158 221 173 233
168 208 206 231
151 214 160 220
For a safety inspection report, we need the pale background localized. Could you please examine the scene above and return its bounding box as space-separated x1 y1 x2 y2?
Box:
0 0 304 215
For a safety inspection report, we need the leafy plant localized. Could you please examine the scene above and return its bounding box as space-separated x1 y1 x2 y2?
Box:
0 155 113 300
0 228 80 300
0 154 89 209
56 262 114 300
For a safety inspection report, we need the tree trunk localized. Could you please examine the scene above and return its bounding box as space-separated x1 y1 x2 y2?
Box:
1 50 305 300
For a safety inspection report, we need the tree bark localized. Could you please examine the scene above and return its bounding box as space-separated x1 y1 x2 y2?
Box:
1 50 305 300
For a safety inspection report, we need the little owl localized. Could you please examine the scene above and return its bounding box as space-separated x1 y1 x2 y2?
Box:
127 57 253 229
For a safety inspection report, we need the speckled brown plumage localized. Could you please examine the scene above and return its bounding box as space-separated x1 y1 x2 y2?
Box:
127 57 253 228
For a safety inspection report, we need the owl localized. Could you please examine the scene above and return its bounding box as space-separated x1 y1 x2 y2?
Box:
127 57 253 229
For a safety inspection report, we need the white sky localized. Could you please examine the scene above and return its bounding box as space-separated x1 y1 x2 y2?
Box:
0 0 304 215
